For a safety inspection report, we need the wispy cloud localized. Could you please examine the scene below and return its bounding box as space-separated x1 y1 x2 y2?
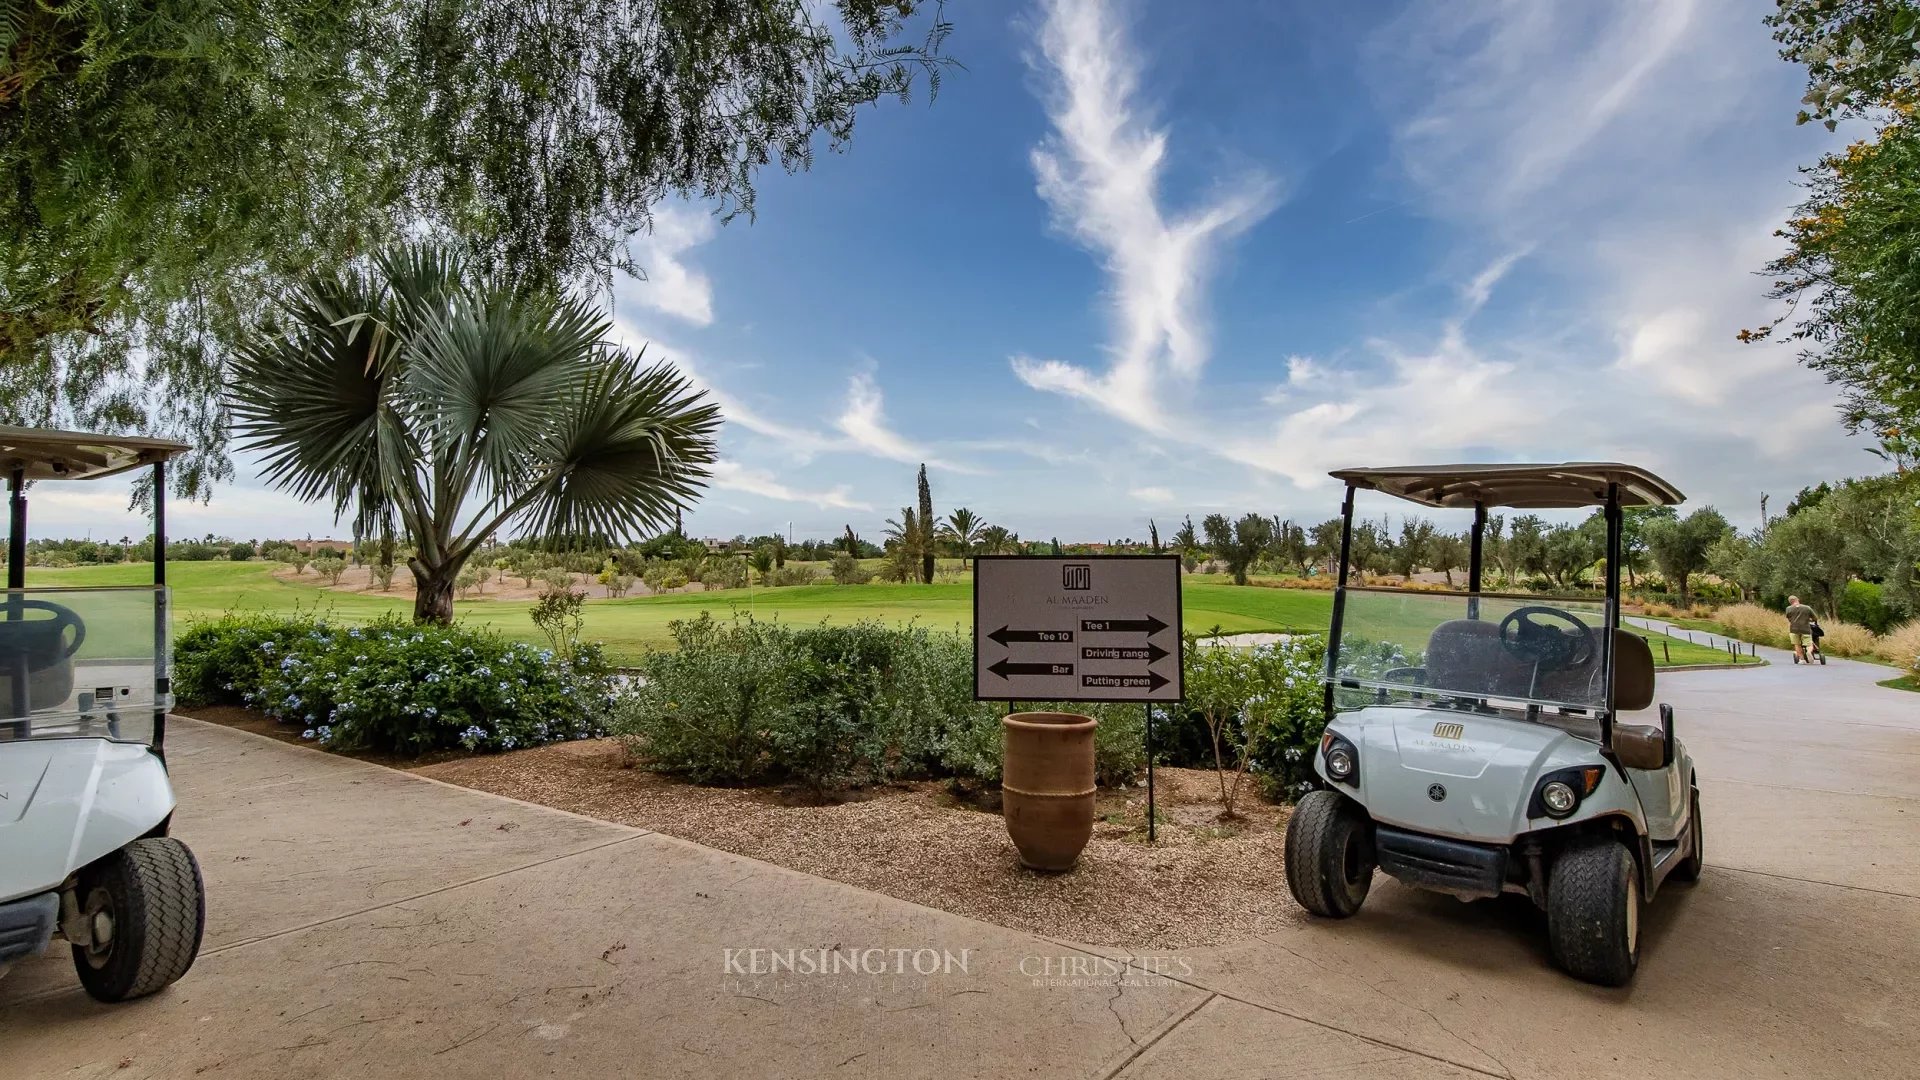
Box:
710 461 872 512
627 204 718 326
1011 0 1278 433
835 371 983 473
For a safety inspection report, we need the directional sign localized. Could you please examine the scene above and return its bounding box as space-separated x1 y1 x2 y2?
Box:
973 555 1182 702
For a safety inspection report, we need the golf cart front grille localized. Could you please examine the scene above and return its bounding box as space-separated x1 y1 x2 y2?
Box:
1374 826 1508 900
0 891 58 965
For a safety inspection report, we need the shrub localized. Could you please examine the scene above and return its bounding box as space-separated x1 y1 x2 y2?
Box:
1874 620 1920 670
228 541 256 562
611 614 1141 793
313 554 348 585
1816 620 1878 658
173 612 318 708
1839 580 1895 634
530 585 587 662
642 564 690 593
700 556 748 590
174 613 612 754
370 561 396 591
769 565 817 587
597 561 635 598
830 552 873 585
1710 603 1790 648
537 567 576 592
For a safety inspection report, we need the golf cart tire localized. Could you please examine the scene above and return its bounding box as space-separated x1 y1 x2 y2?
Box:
1672 788 1704 883
71 838 205 1003
1285 789 1374 918
1547 839 1639 987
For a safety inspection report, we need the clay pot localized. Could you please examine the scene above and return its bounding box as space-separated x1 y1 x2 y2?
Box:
1001 711 1098 871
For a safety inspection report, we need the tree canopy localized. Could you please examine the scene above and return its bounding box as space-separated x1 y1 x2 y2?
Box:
1747 0 1920 444
3 0 952 494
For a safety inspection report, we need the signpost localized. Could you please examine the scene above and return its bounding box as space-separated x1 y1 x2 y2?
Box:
974 555 1183 839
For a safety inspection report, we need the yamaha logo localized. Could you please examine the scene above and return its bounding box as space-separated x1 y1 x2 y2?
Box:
1427 783 1447 802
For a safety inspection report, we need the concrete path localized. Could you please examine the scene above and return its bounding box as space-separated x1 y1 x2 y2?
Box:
4 646 1918 1078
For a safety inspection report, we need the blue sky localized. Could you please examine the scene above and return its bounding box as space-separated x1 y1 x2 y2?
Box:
35 0 1875 544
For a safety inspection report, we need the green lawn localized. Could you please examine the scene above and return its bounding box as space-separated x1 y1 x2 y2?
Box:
22 561 1755 668
25 562 1332 664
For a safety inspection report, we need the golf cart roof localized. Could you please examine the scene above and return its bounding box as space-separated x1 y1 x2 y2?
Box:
1327 462 1685 509
0 424 191 482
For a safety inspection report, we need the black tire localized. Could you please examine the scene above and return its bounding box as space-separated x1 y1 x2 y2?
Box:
71 837 205 1002
1672 788 1704 883
1547 839 1640 986
1284 789 1374 918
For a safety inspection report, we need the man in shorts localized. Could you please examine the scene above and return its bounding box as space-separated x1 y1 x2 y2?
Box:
1785 595 1817 664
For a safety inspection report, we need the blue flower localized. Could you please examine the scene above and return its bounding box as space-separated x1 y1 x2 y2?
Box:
301 728 316 740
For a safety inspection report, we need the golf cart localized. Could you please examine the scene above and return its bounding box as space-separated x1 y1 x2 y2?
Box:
1284 464 1702 986
0 426 205 1001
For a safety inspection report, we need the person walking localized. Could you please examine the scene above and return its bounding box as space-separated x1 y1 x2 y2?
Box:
1785 595 1818 665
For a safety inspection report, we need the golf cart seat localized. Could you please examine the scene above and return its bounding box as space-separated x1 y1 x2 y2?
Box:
0 601 85 720
1423 620 1654 710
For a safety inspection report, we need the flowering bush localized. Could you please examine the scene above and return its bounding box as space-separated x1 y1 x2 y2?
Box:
174 613 614 755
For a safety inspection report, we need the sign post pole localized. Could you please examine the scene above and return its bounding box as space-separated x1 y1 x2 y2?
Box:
1145 702 1156 841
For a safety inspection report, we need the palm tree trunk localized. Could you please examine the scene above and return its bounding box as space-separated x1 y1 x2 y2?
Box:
411 560 458 625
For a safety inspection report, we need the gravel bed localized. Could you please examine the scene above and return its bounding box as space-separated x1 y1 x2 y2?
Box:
414 739 1304 949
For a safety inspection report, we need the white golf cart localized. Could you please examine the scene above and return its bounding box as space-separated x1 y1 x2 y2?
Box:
1284 464 1702 986
0 426 205 1001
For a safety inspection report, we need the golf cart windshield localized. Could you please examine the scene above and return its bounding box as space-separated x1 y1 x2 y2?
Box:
0 587 167 744
4 424 187 749
1332 588 1614 713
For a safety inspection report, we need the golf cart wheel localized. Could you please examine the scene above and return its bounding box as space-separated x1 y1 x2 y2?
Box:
1547 839 1639 987
71 838 206 1003
1672 788 1704 883
1284 789 1374 918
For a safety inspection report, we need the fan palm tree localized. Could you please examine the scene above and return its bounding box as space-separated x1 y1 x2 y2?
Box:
228 245 722 624
940 507 986 569
977 524 1013 556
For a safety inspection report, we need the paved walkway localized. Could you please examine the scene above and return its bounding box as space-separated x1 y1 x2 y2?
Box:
4 650 1918 1078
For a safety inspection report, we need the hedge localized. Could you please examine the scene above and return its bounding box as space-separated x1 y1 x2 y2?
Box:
174 613 613 755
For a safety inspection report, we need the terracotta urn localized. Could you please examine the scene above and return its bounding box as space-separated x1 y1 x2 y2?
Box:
1001 711 1098 871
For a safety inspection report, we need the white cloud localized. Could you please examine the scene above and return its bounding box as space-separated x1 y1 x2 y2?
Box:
627 204 717 326
1129 486 1176 505
709 461 872 512
1011 0 1278 432
1320 0 1868 523
834 371 982 473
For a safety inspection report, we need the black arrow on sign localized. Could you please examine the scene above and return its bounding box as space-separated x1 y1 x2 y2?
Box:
988 626 1074 646
1080 614 1169 636
1080 642 1171 664
989 658 1074 680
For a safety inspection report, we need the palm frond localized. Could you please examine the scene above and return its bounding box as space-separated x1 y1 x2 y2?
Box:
226 266 413 530
509 349 722 545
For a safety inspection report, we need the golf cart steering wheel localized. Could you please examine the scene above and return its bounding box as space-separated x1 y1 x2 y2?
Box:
0 598 87 665
1497 605 1593 670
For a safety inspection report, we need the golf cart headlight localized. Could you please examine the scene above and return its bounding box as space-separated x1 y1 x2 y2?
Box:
1541 781 1578 817
1320 731 1359 786
1531 765 1604 819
